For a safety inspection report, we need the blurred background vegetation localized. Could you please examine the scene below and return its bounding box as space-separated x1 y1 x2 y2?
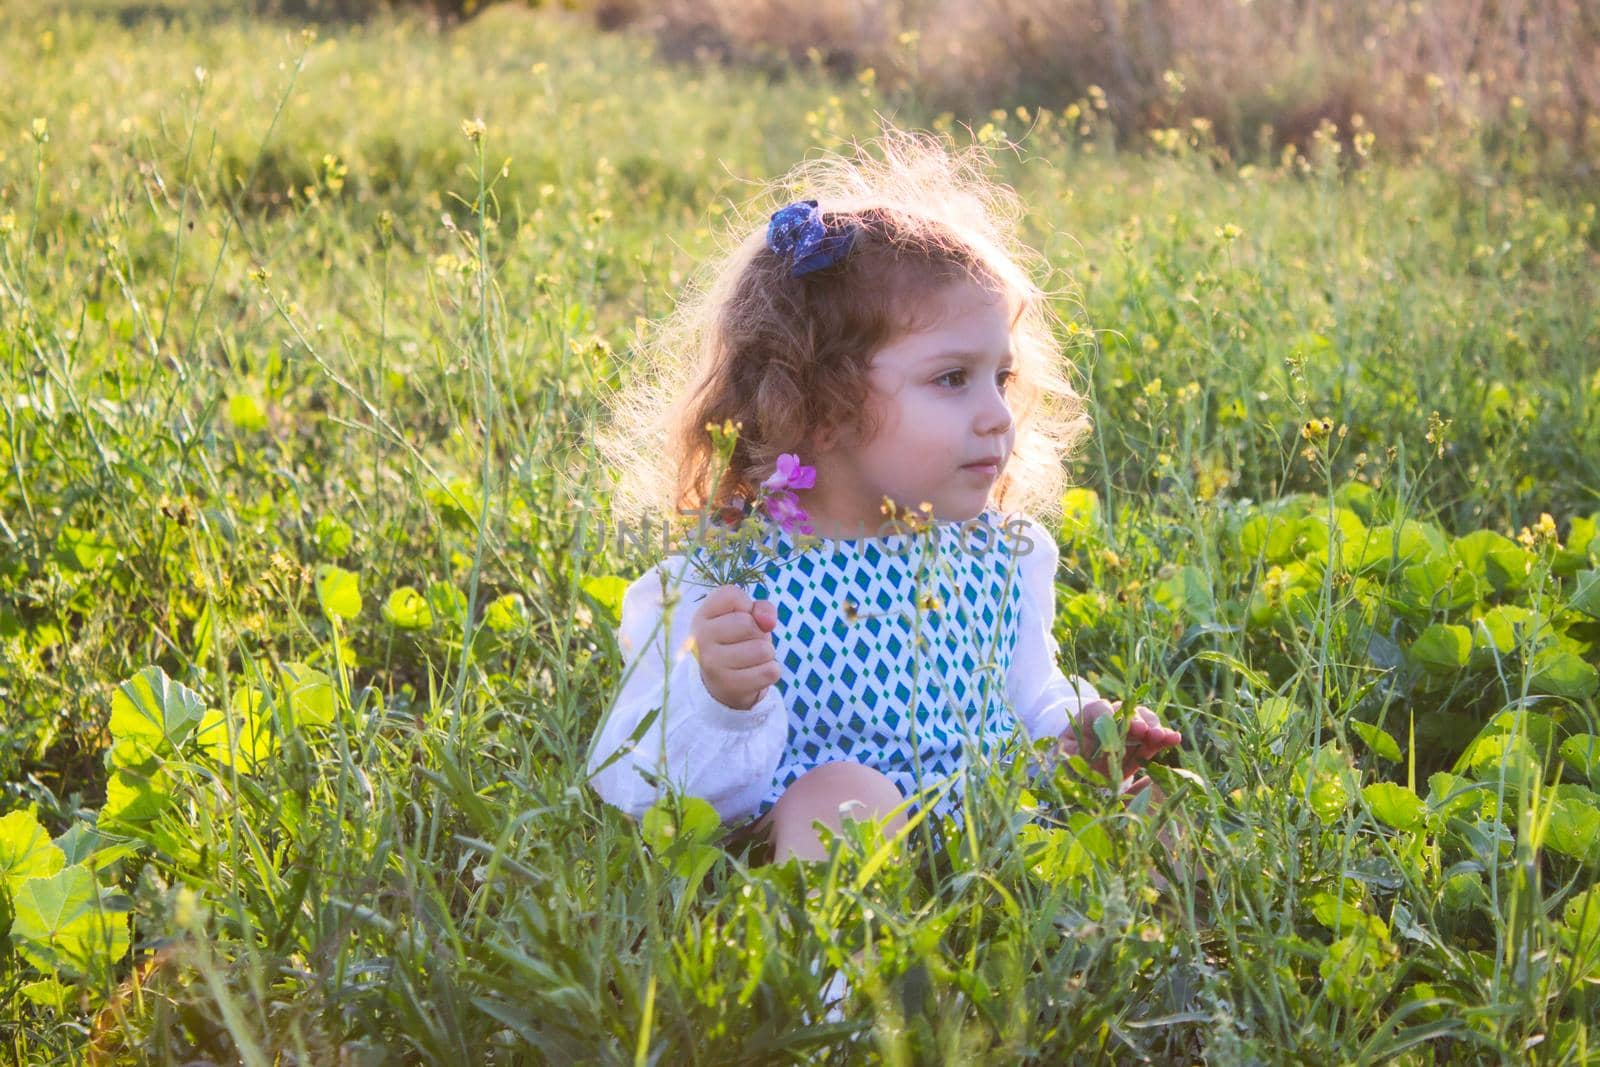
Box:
219 0 1600 183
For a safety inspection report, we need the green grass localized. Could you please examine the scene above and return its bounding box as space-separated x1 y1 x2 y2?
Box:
1 1 1598 1062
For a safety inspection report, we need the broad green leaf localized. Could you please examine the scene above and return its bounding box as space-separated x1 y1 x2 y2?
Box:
1293 744 1353 824
1153 565 1214 622
1399 557 1480 614
54 526 117 573
1363 782 1426 830
280 662 337 728
315 565 362 620
100 765 174 824
9 865 130 976
195 691 279 773
582 575 629 622
1561 735 1600 785
108 666 204 760
1308 891 1388 941
1452 529 1533 592
313 514 353 557
1544 798 1600 865
53 824 139 871
1253 696 1299 734
1409 624 1471 674
1528 649 1600 699
483 593 527 634
1554 515 1599 576
1428 772 1485 819
1569 570 1600 619
1320 932 1396 1010
1561 886 1600 956
0 810 66 887
426 580 468 628
1357 520 1445 575
1299 508 1368 568
382 586 433 630
1349 721 1401 762
1470 604 1543 665
642 796 722 882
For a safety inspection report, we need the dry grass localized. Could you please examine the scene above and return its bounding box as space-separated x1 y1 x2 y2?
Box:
597 0 1598 172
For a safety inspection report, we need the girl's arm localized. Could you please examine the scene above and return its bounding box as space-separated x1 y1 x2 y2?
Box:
1005 516 1100 748
585 555 789 825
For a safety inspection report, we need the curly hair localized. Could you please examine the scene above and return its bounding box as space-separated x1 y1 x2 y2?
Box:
594 126 1091 537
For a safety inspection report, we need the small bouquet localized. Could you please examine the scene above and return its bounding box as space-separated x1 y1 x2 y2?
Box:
676 419 822 589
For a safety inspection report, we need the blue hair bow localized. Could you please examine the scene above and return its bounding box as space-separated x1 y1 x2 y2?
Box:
766 199 857 277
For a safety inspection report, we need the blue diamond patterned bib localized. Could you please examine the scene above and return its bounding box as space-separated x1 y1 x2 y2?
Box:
695 507 1029 823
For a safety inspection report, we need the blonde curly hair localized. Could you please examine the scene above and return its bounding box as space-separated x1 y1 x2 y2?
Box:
594 126 1091 537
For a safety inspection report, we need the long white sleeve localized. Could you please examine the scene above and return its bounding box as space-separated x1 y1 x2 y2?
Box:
585 555 789 825
1006 516 1101 751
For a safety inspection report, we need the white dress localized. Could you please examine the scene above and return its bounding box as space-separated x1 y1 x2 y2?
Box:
585 508 1100 828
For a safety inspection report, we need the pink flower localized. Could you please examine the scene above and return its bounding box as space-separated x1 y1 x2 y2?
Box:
762 489 811 535
761 453 816 493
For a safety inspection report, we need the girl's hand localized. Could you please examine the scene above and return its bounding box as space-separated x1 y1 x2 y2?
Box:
689 585 781 711
1056 700 1181 779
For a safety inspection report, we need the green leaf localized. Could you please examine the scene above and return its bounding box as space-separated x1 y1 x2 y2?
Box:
1363 782 1426 830
1409 623 1471 674
314 565 362 620
1561 735 1600 786
1569 570 1600 619
382 586 434 630
1358 520 1445 576
1528 649 1599 699
54 526 117 573
1293 744 1353 824
1349 721 1401 762
641 795 722 882
9 865 131 976
0 810 66 887
195 688 279 772
1153 565 1215 623
582 575 629 622
1399 557 1480 614
280 662 336 728
53 824 138 871
100 764 174 824
427 580 468 629
1253 696 1299 735
108 666 204 761
1544 797 1600 865
313 513 353 557
1452 529 1534 592
483 593 527 634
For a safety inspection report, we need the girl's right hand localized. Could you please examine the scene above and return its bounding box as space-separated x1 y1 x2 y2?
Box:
689 585 781 711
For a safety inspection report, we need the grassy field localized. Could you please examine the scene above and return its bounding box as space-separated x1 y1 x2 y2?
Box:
1 1 1598 1062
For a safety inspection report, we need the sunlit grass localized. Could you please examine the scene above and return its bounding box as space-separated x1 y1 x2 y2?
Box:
1 1 1597 1062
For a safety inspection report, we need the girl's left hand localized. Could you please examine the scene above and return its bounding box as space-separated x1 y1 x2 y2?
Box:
1056 699 1181 778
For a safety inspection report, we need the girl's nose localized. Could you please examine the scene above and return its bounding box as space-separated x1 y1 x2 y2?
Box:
977 390 1012 436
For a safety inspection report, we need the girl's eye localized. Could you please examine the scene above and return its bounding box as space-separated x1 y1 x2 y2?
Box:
936 369 1015 389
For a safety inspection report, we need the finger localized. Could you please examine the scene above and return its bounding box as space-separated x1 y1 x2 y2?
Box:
751 599 779 631
718 661 782 703
697 584 754 620
703 611 765 646
711 635 777 670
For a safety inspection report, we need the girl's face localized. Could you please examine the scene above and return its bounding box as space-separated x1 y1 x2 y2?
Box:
799 277 1016 539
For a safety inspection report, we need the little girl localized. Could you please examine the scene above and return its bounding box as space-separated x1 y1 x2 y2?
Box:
587 130 1180 866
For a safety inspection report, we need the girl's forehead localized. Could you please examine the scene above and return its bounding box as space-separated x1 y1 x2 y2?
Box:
872 278 1014 368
